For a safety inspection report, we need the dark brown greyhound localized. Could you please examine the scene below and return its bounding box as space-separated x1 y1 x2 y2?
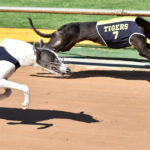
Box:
28 17 150 60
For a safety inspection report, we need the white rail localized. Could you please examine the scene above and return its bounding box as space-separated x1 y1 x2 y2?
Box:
0 6 150 16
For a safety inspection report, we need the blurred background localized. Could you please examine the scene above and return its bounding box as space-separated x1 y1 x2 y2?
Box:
0 0 150 63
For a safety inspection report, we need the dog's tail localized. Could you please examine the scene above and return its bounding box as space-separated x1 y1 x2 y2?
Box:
28 18 53 38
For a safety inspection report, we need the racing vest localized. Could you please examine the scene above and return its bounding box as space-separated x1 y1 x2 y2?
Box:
0 46 20 70
96 17 145 49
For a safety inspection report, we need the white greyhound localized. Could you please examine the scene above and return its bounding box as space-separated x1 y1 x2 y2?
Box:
0 38 70 109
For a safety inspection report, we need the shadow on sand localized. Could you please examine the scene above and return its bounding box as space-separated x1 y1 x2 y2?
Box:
31 70 150 81
68 70 150 81
0 107 99 129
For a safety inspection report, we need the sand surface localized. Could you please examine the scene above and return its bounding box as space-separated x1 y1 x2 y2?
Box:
1 66 150 150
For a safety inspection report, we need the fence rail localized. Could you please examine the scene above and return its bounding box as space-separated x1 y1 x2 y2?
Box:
0 6 150 16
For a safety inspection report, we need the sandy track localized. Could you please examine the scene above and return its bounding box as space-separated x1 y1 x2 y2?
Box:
1 66 150 150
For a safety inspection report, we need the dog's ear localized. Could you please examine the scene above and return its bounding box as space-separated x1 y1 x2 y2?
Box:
39 39 44 47
33 42 41 55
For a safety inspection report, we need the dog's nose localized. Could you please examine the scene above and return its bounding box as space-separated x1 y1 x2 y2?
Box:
66 67 71 73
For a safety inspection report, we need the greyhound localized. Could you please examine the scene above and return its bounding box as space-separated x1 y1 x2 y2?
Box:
28 16 150 61
0 38 70 109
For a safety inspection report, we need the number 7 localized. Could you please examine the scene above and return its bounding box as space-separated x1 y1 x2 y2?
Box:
113 31 119 39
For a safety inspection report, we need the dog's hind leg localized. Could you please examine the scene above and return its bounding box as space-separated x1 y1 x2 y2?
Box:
46 25 79 52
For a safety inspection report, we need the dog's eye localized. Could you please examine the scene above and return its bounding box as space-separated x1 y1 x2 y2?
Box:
44 64 48 67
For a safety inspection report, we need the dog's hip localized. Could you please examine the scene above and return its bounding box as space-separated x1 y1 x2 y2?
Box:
0 61 16 79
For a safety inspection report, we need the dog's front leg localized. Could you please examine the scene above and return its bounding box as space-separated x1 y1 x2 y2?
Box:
0 79 30 109
130 34 150 60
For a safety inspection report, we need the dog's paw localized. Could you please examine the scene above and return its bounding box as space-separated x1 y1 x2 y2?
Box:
22 102 29 110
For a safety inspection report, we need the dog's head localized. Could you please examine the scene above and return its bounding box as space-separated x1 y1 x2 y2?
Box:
33 43 70 76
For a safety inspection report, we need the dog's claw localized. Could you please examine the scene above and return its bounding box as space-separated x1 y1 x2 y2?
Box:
22 102 29 110
22 106 28 110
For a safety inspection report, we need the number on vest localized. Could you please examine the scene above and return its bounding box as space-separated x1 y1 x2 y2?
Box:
113 31 119 39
